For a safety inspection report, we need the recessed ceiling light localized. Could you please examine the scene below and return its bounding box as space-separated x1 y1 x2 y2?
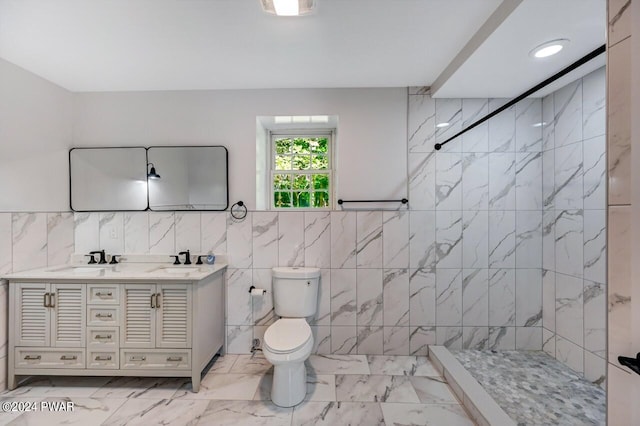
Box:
436 122 450 128
261 0 315 16
529 39 570 59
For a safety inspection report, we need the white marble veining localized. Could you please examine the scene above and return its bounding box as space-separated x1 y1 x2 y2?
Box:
356 211 382 268
47 212 74 266
462 268 488 327
542 270 556 331
435 98 462 152
555 336 583 374
226 268 253 326
555 273 584 347
515 98 543 152
330 326 357 355
408 94 436 153
304 212 330 269
227 212 252 268
330 269 356 326
515 211 542 268
277 212 304 267
12 212 47 273
542 94 555 152
488 326 516 350
488 269 515 327
554 79 583 148
461 99 489 153
583 280 605 358
409 268 435 326
356 269 383 326
515 269 542 327
330 211 356 268
124 212 149 254
408 152 436 210
435 211 462 268
436 269 462 326
461 152 489 211
608 0 631 46
74 212 99 255
583 210 606 284
383 325 410 355
488 211 515 268
410 326 436 356
175 212 201 253
357 325 383 355
515 152 542 210
435 153 462 210
582 67 606 140
383 268 409 327
488 102 515 153
554 143 583 210
461 210 488 269
201 212 227 255
488 153 516 210
554 210 583 278
252 212 278 269
252 269 276 326
436 326 463 349
409 211 435 269
380 212 408 270
148 212 175 255
583 136 606 210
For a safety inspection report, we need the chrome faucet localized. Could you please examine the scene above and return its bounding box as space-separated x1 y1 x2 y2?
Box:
179 250 192 265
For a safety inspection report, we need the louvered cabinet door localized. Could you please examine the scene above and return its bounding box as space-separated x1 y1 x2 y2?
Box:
15 283 51 347
156 284 192 348
51 283 86 348
121 284 156 348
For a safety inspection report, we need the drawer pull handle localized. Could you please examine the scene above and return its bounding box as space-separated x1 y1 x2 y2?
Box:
167 356 183 362
24 355 41 360
95 355 112 361
151 294 156 309
96 291 113 297
130 356 146 361
95 313 113 318
95 334 112 340
50 293 56 308
60 355 77 361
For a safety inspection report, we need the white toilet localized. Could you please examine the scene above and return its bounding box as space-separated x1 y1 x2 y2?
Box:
262 266 320 407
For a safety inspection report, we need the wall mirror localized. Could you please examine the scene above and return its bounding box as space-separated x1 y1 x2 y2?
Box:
70 147 148 211
147 146 228 211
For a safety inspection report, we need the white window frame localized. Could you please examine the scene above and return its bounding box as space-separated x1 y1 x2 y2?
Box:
270 130 334 211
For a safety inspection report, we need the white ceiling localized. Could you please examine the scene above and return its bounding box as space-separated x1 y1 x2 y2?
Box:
0 0 605 97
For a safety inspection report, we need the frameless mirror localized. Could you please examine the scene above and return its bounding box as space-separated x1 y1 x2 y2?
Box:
147 146 228 211
70 147 148 211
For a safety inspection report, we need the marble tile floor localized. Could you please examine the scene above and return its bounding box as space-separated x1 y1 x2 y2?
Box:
452 350 606 426
0 354 475 425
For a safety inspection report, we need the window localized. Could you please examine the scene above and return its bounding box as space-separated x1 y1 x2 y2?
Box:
271 133 332 209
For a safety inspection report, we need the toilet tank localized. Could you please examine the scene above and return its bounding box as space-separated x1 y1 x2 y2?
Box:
272 267 320 318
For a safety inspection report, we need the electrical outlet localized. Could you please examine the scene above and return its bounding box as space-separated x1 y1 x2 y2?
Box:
109 228 117 239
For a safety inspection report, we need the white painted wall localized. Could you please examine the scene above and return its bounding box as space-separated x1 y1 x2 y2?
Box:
0 59 74 211
73 88 407 210
632 0 640 422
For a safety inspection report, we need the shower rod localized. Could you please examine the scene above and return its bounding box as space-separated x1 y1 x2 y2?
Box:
434 44 606 151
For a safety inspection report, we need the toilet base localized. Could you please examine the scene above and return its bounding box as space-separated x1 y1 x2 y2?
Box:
271 361 307 407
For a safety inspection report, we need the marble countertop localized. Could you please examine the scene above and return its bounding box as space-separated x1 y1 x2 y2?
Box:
1 261 227 282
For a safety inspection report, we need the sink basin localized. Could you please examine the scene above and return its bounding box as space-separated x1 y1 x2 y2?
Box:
163 267 200 274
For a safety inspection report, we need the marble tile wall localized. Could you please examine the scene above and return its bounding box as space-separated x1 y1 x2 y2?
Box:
606 0 635 424
408 92 544 354
540 67 607 388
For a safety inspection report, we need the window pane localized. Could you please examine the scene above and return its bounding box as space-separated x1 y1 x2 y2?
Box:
274 192 291 207
273 174 292 190
292 138 310 154
293 192 310 207
293 174 310 190
316 138 329 153
275 138 292 154
312 174 329 189
311 155 328 170
275 155 291 170
292 155 310 170
313 191 330 208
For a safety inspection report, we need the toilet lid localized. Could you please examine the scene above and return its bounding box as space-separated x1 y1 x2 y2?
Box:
264 319 312 354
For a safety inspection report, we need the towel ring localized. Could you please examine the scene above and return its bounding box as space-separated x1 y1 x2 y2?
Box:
230 201 248 220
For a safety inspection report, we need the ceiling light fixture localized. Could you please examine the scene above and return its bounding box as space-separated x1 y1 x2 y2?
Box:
261 0 315 16
436 122 450 128
529 39 570 59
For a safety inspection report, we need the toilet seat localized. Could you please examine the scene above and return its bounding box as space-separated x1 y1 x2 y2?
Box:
264 319 312 354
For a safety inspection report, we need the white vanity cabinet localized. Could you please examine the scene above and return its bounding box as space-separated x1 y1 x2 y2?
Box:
6 265 226 392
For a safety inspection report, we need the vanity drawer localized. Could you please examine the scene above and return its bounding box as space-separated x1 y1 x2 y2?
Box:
87 350 118 369
15 348 85 369
120 349 191 370
87 285 119 305
87 306 119 326
87 327 119 348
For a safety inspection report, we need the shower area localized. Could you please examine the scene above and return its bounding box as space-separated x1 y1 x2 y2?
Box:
408 64 607 424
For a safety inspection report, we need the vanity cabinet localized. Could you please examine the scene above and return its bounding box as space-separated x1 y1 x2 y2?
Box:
7 266 226 392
